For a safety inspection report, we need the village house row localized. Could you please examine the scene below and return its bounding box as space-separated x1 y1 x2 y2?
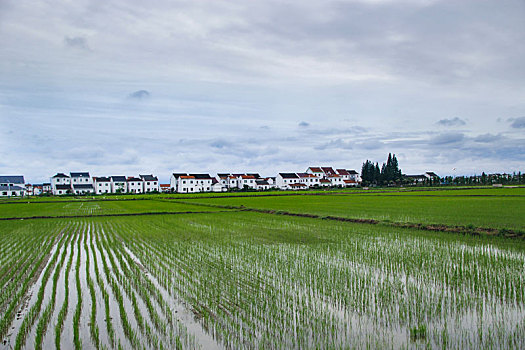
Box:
0 167 362 196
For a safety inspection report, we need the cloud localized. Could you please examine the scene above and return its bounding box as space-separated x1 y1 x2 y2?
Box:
315 138 353 150
436 117 466 127
64 36 88 50
430 132 464 145
509 116 525 129
210 139 232 149
128 90 151 100
473 133 502 143
298 121 310 127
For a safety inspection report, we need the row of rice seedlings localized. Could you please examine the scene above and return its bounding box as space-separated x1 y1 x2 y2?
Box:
99 225 164 349
89 224 116 348
0 227 61 341
0 230 63 343
13 227 70 350
54 227 78 350
84 225 101 349
108 221 198 348
105 225 169 328
73 225 83 349
94 227 141 348
0 231 49 310
33 227 74 350
121 214 525 348
0 223 47 289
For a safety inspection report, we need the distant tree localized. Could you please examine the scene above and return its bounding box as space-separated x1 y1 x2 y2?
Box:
361 154 403 186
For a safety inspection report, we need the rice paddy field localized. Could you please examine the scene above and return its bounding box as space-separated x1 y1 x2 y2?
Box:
1 187 524 349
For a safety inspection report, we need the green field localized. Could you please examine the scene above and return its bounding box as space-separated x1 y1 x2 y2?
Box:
187 187 525 231
1 188 524 349
0 200 229 219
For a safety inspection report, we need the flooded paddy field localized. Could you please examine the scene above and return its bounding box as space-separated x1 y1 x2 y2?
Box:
1 189 525 349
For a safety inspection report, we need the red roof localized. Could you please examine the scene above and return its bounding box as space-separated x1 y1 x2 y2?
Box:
240 175 255 179
343 180 357 184
290 183 307 187
308 167 323 173
160 184 170 188
180 176 195 179
336 169 350 175
322 167 336 175
320 179 331 183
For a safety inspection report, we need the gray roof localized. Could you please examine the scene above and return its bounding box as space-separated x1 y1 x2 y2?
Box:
70 172 90 178
52 173 69 178
111 176 127 182
347 170 359 175
190 174 213 180
73 184 94 189
55 184 72 190
0 175 25 184
279 173 299 179
140 174 158 181
255 179 269 185
0 185 24 191
94 177 111 182
405 174 427 179
172 173 187 179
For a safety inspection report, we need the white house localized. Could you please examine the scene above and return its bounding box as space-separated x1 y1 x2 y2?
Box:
94 177 112 194
237 175 257 189
70 172 92 185
276 173 300 190
327 174 344 187
42 183 52 193
255 179 271 191
211 178 227 192
319 179 331 187
72 184 95 195
127 177 143 193
306 167 324 178
216 174 230 188
227 175 239 189
70 172 94 194
140 174 160 193
170 173 187 192
297 173 320 188
54 185 71 195
32 185 43 195
110 176 127 193
425 172 439 181
189 174 213 192
24 184 33 196
0 175 25 197
176 175 196 193
51 173 70 194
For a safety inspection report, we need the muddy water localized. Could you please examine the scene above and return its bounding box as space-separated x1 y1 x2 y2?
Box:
77 225 95 349
41 230 76 350
123 243 222 350
85 226 111 349
92 226 134 350
1 231 63 350
60 228 80 350
25 233 71 349
98 229 144 348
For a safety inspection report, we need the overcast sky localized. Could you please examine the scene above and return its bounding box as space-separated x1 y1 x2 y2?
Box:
1 0 524 183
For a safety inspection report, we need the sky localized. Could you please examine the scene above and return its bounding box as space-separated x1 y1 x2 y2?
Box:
1 0 524 183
